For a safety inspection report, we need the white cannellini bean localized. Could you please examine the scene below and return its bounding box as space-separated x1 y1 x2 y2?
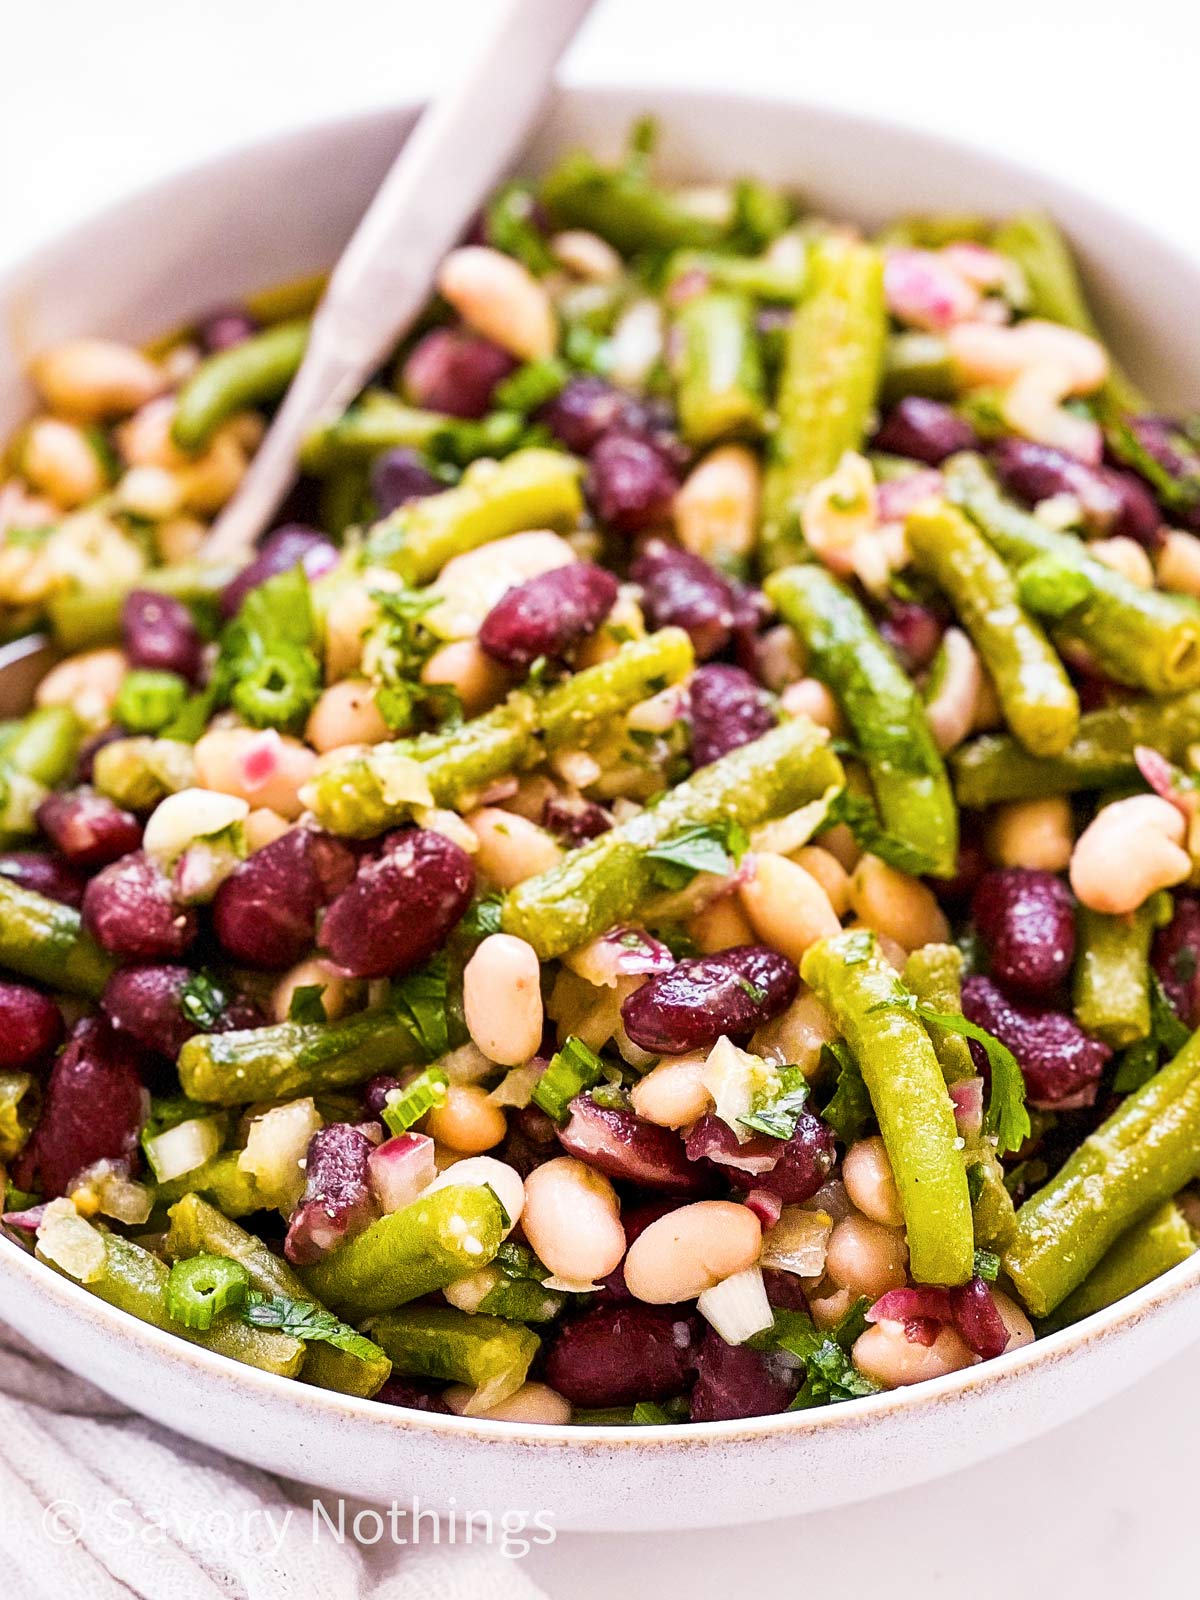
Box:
841 1137 905 1228
946 318 1109 395
823 1214 909 1299
421 639 510 717
35 646 127 726
924 627 983 754
31 338 166 420
1069 794 1190 914
305 680 390 754
20 418 108 508
750 989 839 1075
622 1201 762 1305
779 677 845 734
738 851 842 964
424 1084 509 1154
852 1320 974 1389
443 1381 572 1425
672 443 761 565
849 854 949 950
1156 529 1200 599
1089 536 1155 589
551 230 624 283
985 796 1075 872
463 933 544 1066
436 246 557 361
193 727 317 819
521 1157 625 1286
629 1054 714 1128
467 807 562 888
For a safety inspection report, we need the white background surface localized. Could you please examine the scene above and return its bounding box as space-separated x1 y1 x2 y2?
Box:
3 1 1198 1594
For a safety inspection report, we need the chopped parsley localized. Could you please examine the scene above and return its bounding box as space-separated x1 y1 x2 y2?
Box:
825 788 937 878
753 1302 880 1409
739 1065 810 1141
178 971 229 1031
243 1292 383 1363
287 984 328 1026
388 955 451 1060
645 819 749 892
819 1041 873 1145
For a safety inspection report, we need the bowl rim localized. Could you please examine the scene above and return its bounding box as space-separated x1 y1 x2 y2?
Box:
4 81 1200 1451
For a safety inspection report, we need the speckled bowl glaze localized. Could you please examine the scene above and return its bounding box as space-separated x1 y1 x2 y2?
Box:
3 87 1200 1531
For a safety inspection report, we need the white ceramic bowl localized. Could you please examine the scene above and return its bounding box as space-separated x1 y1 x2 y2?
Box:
3 86 1200 1533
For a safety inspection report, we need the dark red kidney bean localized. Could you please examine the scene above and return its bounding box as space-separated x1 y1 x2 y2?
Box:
878 600 944 674
689 1330 798 1421
539 376 643 455
220 524 339 618
557 1094 713 1195
478 562 619 669
0 851 85 907
284 1123 377 1265
763 1267 809 1312
1114 418 1200 533
689 663 776 768
320 827 474 979
873 397 978 465
213 826 357 970
499 1099 560 1178
82 851 197 959
543 1303 701 1407
363 1074 403 1118
101 964 260 1059
685 1111 837 1204
13 1018 147 1198
0 982 63 1068
622 945 798 1055
197 307 258 353
369 447 442 515
1153 894 1200 1028
121 590 205 685
949 1277 1010 1360
962 974 1110 1110
374 1377 452 1414
971 868 1076 998
586 433 680 534
401 328 515 419
631 539 737 661
541 794 612 844
991 438 1163 548
36 788 142 869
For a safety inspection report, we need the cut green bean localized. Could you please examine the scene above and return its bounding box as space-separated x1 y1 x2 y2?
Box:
902 943 976 1084
2 706 81 787
668 247 807 303
304 628 694 838
906 500 1079 757
881 332 957 403
364 447 583 581
364 1305 539 1412
0 876 115 997
1073 895 1171 1049
300 390 451 474
154 1150 268 1216
172 319 309 452
165 1195 391 1397
673 290 766 446
304 1184 507 1315
47 563 236 651
951 689 1200 806
1004 1026 1200 1316
947 455 1200 695
802 929 974 1285
540 148 727 255
1038 1200 1196 1334
766 564 957 876
761 237 887 570
502 715 843 960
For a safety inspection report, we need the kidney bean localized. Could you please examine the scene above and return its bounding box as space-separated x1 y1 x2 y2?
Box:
962 974 1110 1110
689 663 776 769
991 438 1162 547
0 851 86 907
539 376 643 455
13 1018 147 1198
284 1123 377 1265
320 827 474 979
478 562 619 669
121 590 205 684
949 1277 1010 1360
557 1093 713 1195
689 1330 798 1421
220 524 339 618
586 433 680 534
631 539 738 661
499 1100 560 1178
37 788 141 869
1114 417 1200 532
1153 894 1200 1027
873 398 978 465
926 828 987 905
401 327 515 419
0 982 63 1068
375 1378 452 1413
543 1302 701 1406
197 307 258 353
101 964 259 1059
763 1267 810 1311
878 600 945 674
971 868 1076 998
622 945 798 1055
541 794 612 845
213 826 356 970
83 851 197 959
685 1111 836 1204
369 447 442 515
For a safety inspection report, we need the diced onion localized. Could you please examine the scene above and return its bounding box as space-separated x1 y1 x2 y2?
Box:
143 1116 223 1184
487 1062 542 1109
761 1207 834 1279
237 1098 322 1211
700 1035 780 1145
36 1198 106 1283
696 1266 774 1346
368 1132 437 1214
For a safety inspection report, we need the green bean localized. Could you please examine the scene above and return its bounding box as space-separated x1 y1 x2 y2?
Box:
902 943 976 1083
540 148 727 255
364 447 583 581
304 628 694 838
766 564 957 876
761 237 887 570
47 563 236 651
672 290 766 446
802 929 974 1285
1038 1200 1196 1334
875 214 993 250
153 1150 267 1217
0 706 81 833
1004 1026 1200 1316
364 1305 539 1412
502 715 844 960
951 689 1200 807
668 247 807 303
171 319 309 453
0 876 115 997
1073 895 1171 1049
304 1184 507 1315
0 1070 37 1161
881 332 957 403
165 1195 390 1397
300 391 451 474
946 454 1200 695
91 735 196 812
40 1229 305 1378
906 500 1079 756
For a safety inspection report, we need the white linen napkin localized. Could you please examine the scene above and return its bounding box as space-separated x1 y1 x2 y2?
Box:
0 1325 548 1600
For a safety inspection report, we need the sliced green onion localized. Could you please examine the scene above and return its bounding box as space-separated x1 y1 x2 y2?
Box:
115 670 189 735
531 1036 607 1124
381 1066 450 1136
229 645 321 732
166 1254 251 1330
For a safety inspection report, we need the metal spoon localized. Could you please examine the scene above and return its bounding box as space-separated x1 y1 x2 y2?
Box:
201 0 598 565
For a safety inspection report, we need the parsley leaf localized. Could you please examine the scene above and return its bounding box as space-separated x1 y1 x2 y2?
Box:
825 788 937 877
459 894 504 942
389 955 450 1060
645 820 749 891
365 588 459 734
819 1041 873 1144
243 1292 383 1363
287 984 328 1026
739 1064 810 1140
179 971 229 1031
753 1304 880 1409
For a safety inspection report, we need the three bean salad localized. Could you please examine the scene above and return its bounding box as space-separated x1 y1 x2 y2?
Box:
4 121 1200 1425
